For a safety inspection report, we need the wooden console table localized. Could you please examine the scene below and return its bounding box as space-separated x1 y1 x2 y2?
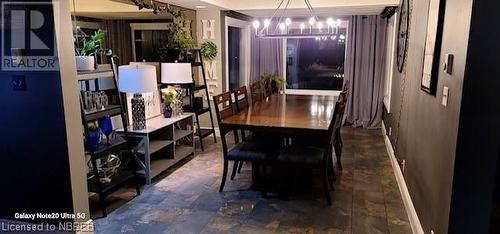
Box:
117 114 195 184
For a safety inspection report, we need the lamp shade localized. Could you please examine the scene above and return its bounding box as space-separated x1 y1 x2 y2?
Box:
118 65 157 93
161 63 193 84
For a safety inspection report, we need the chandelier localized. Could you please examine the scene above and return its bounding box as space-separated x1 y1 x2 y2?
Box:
252 0 344 39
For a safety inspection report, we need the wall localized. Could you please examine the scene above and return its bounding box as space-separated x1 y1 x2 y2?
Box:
382 0 473 233
196 8 223 128
0 0 89 224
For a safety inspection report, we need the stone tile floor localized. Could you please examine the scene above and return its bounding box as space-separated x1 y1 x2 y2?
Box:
93 127 411 234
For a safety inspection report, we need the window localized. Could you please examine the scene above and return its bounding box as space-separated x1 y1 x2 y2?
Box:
285 34 346 93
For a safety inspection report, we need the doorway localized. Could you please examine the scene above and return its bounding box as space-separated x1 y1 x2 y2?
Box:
228 26 242 90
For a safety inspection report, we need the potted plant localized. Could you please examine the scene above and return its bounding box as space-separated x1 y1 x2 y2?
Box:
162 87 177 118
88 121 101 150
200 41 218 61
260 73 285 93
75 29 113 71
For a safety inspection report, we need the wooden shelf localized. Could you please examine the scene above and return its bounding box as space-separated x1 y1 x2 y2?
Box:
150 158 173 178
88 137 128 158
77 69 114 81
196 128 215 139
87 170 136 196
137 139 173 155
84 105 122 121
193 84 206 91
175 145 194 158
174 129 193 141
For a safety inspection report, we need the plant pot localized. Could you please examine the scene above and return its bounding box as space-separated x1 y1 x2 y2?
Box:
76 56 95 71
89 130 101 151
163 104 173 118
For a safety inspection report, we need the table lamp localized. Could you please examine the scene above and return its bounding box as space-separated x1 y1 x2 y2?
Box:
161 63 193 115
118 65 157 130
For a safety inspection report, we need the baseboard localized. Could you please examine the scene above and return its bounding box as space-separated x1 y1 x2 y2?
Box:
381 122 424 234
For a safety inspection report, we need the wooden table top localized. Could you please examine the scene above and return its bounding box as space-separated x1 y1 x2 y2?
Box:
221 94 338 132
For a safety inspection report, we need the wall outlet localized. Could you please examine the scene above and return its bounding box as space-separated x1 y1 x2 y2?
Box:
442 86 449 107
388 127 392 136
400 159 406 173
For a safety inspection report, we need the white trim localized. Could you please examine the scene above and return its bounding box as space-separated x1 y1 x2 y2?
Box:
382 122 424 234
383 13 397 113
285 89 341 96
224 17 251 91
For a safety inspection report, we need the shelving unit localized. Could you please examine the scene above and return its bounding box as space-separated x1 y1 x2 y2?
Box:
183 49 217 151
77 58 141 218
116 114 195 184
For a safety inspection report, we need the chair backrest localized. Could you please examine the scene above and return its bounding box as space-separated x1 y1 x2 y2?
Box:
233 86 249 112
324 100 346 155
263 82 273 98
250 81 264 102
213 92 236 155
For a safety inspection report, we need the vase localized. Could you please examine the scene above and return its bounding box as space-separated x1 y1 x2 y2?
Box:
75 56 95 71
99 116 113 145
89 130 101 151
163 104 173 118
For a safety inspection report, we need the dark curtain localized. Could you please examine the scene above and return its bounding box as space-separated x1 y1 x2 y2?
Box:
250 34 283 82
344 15 387 129
102 20 132 65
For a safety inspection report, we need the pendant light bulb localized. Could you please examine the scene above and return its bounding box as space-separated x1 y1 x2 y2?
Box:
285 18 292 26
263 19 271 28
327 17 334 26
253 20 260 29
308 17 316 26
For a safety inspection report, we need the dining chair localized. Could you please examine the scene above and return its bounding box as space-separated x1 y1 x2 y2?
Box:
213 92 278 192
263 82 273 99
277 101 345 205
250 81 264 103
334 89 349 170
231 86 250 178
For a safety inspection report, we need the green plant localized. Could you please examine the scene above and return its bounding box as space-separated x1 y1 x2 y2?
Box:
260 73 285 91
131 0 194 49
167 25 195 49
75 29 113 56
88 121 100 132
162 87 177 105
200 41 218 60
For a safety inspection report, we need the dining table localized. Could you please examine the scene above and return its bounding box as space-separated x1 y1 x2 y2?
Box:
220 93 338 136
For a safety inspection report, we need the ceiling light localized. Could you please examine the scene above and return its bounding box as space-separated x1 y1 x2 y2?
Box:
263 19 271 28
308 17 316 26
195 5 206 9
285 18 292 26
336 19 341 27
317 21 323 31
253 20 260 29
279 23 286 32
339 34 345 40
326 17 334 26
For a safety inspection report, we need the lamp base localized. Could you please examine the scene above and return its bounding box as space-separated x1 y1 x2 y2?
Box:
131 93 146 130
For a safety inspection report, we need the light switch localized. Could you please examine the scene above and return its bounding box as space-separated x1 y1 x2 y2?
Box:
442 86 449 107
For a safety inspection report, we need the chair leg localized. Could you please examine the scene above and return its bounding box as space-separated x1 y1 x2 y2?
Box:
237 161 244 173
219 159 229 192
231 161 238 180
322 164 333 206
335 142 343 171
99 194 108 217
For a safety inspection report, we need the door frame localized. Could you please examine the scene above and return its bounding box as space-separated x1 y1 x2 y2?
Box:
224 16 251 91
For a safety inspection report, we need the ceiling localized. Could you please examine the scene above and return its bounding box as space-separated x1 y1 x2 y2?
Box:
71 0 172 19
159 0 398 16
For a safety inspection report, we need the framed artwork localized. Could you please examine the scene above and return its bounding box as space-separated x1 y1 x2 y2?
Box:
421 0 446 95
126 90 162 124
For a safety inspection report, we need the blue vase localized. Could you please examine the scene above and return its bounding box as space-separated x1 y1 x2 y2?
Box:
89 130 101 151
99 116 113 145
164 105 173 118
